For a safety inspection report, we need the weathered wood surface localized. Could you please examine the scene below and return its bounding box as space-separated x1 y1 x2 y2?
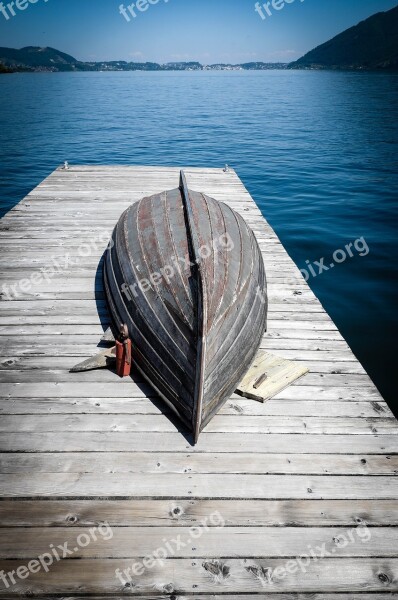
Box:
237 350 309 402
103 171 267 440
0 165 397 597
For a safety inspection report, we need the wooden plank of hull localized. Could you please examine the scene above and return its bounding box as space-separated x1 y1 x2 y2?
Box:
104 172 267 441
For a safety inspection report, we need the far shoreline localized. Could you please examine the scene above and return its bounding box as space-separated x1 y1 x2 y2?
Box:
2 67 398 75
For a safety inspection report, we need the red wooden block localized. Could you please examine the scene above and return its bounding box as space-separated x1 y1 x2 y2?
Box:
116 338 132 378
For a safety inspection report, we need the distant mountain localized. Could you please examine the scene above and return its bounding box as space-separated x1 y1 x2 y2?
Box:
0 46 288 72
290 5 398 70
0 46 78 70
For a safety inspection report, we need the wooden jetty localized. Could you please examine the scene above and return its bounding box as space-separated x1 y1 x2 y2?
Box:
0 165 397 597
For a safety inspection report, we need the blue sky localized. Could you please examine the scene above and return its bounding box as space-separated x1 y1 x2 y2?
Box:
0 0 397 63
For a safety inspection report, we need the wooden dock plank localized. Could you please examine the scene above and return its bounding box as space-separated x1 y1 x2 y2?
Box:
1 432 397 454
2 473 398 499
0 165 396 597
0 452 396 475
1 499 397 527
0 414 396 434
0 558 396 594
0 398 390 417
1 527 397 558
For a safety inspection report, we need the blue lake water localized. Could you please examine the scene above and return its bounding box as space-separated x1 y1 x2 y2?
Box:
0 71 397 412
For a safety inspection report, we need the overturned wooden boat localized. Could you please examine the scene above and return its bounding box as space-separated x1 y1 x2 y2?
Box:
78 171 267 442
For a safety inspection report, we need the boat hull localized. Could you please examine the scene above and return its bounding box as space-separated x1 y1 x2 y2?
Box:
104 173 267 441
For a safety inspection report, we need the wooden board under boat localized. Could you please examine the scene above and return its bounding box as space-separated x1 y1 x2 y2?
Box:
103 171 268 442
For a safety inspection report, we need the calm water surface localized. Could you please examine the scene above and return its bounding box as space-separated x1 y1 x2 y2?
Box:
0 71 397 412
